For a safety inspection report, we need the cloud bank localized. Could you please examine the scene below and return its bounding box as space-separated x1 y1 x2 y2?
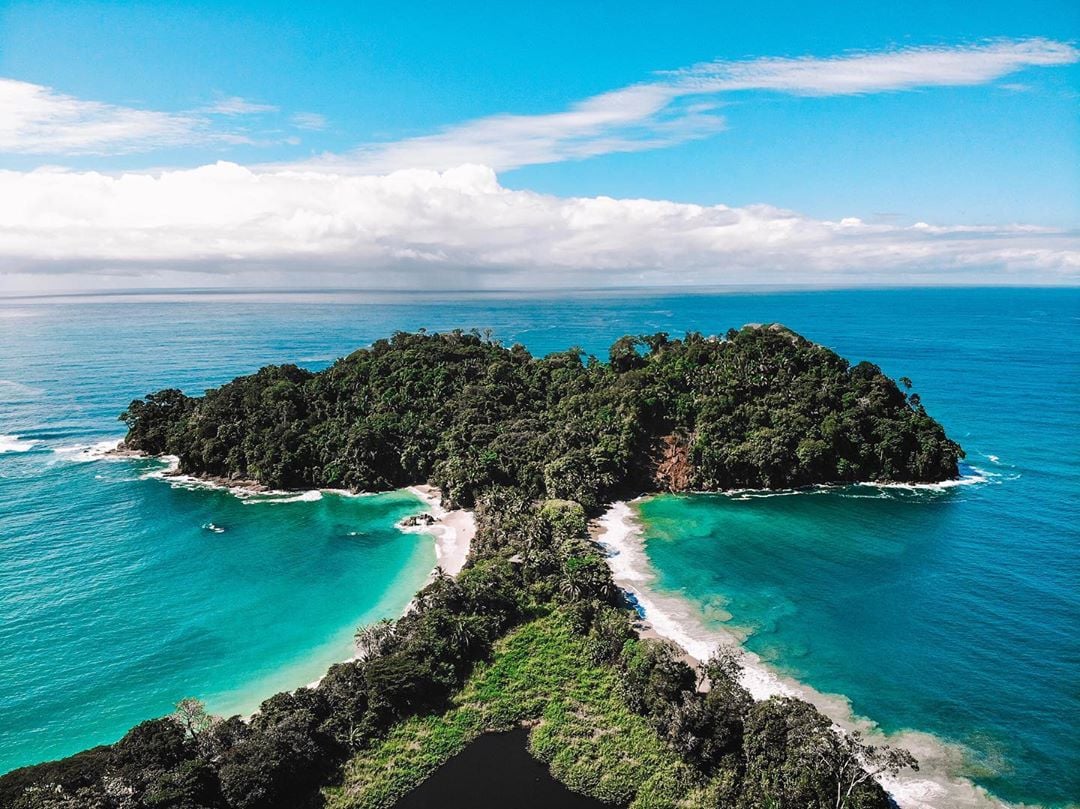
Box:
2 39 1074 292
1 162 1075 293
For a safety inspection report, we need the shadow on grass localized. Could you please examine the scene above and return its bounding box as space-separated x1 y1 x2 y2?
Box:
392 727 619 809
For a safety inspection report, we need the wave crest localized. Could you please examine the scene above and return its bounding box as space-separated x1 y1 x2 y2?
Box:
0 434 37 454
53 438 124 461
243 490 323 504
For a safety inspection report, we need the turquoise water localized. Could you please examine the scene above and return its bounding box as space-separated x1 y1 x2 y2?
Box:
631 295 1079 807
0 288 1076 806
0 465 434 773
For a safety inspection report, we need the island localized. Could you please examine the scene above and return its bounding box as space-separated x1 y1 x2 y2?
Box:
2 326 962 809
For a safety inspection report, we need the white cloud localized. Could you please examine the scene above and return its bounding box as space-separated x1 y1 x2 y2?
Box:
0 82 290 155
0 78 208 155
308 38 1078 173
672 38 1078 95
3 39 1074 165
0 162 1074 293
321 86 726 174
202 96 278 115
291 112 328 131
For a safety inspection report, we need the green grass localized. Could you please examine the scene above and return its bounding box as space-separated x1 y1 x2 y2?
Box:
325 611 709 809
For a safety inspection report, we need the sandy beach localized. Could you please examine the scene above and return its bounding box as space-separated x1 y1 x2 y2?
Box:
591 500 1006 809
405 484 474 578
296 483 474 690
591 500 790 700
119 450 478 680
65 440 998 808
113 442 476 579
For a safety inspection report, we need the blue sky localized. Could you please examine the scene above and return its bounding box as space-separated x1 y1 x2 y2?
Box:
0 1 1077 292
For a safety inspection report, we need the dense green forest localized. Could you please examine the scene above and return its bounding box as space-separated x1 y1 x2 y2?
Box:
118 326 961 503
1 327 955 809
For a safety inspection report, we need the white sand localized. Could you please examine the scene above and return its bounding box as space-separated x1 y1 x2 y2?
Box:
140 464 475 578
74 449 477 697
302 484 473 690
593 500 792 701
131 453 475 577
593 500 1009 809
405 484 474 578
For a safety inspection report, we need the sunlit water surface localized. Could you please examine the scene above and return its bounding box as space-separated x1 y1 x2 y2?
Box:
0 288 1075 806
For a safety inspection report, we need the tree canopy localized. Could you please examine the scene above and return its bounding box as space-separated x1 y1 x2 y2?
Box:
119 326 962 506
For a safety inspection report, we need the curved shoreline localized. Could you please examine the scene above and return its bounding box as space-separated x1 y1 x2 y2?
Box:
403 484 474 579
132 455 478 605
70 442 477 695
66 439 1005 806
304 484 475 689
593 499 1012 809
77 441 474 579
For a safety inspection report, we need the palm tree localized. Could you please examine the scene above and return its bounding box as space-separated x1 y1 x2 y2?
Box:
354 618 396 661
446 615 478 652
558 572 586 603
412 589 430 614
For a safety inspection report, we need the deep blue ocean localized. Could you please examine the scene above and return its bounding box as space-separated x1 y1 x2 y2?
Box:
0 288 1076 806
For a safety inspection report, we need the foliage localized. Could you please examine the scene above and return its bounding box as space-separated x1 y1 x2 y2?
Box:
738 698 893 809
119 327 962 500
2 327 934 808
326 611 700 809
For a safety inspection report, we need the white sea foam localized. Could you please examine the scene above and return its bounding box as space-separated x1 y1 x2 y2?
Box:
405 485 473 578
681 466 995 502
0 434 37 453
595 500 1012 809
53 438 124 461
866 467 991 491
243 490 323 504
139 460 284 500
136 462 379 500
140 455 181 478
726 488 812 501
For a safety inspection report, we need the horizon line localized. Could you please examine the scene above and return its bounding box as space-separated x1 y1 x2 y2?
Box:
2 280 1078 304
